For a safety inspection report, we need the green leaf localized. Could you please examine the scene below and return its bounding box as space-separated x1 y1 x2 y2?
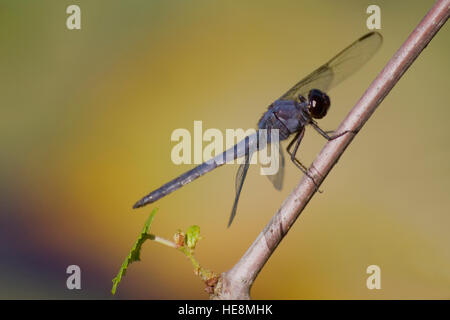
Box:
111 208 158 295
185 225 201 249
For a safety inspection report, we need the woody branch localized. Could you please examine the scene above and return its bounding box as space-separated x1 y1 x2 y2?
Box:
213 0 449 300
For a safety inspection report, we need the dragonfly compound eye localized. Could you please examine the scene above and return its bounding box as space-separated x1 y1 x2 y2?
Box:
308 89 330 119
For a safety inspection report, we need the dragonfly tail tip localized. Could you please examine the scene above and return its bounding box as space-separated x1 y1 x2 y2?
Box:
132 200 144 209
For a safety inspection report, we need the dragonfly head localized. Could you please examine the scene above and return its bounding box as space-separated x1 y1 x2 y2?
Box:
307 89 330 119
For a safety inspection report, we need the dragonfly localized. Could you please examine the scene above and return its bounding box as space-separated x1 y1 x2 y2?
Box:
133 31 383 227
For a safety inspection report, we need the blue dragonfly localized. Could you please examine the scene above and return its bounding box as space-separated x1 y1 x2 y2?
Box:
133 32 382 226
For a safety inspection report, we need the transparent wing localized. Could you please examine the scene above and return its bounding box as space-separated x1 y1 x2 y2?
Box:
280 32 383 100
228 152 251 227
266 144 285 190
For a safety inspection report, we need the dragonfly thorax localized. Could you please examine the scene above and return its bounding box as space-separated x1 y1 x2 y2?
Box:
258 99 307 141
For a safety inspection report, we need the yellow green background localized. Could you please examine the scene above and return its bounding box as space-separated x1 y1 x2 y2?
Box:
1 0 449 299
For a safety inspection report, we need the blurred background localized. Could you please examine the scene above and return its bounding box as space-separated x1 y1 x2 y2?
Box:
0 0 449 299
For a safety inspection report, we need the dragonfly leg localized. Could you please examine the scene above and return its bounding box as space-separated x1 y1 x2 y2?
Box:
287 130 322 192
287 131 307 173
310 121 358 141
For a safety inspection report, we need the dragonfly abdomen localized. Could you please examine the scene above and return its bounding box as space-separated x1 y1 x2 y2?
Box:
133 134 257 209
133 160 218 208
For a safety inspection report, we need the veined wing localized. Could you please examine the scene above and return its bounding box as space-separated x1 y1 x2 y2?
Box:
280 32 382 101
228 150 252 227
266 142 285 190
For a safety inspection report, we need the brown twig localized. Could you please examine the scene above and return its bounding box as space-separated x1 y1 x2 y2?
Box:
213 0 449 300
